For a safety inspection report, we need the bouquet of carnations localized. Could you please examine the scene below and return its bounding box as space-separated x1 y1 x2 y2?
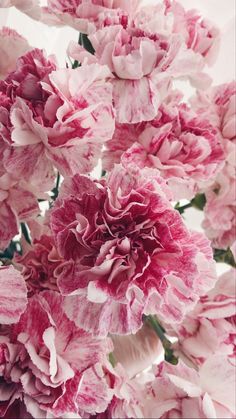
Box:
0 0 235 418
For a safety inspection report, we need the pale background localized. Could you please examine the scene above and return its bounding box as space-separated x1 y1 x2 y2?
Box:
0 0 235 275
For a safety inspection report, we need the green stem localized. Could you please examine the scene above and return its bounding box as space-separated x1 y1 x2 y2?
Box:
79 33 95 54
20 223 31 244
213 248 236 268
145 315 178 365
108 352 116 367
175 202 192 214
51 172 60 201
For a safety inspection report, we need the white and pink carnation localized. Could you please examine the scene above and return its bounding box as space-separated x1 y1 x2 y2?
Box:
0 48 115 192
164 0 220 65
101 362 147 419
168 268 236 366
15 234 63 294
0 172 39 250
144 356 236 418
0 27 31 80
49 163 216 337
191 82 236 248
192 81 236 146
0 290 113 417
103 98 224 200
202 160 236 249
44 0 141 33
69 6 211 124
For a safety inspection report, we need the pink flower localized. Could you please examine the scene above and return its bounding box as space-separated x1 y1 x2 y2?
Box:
0 290 113 417
15 234 63 295
168 269 236 366
192 82 236 146
45 0 141 34
144 356 236 418
0 48 115 192
0 172 39 250
103 98 224 200
0 28 31 80
191 82 236 248
0 266 27 324
103 363 147 418
70 5 210 124
50 164 216 337
202 160 236 249
165 0 220 65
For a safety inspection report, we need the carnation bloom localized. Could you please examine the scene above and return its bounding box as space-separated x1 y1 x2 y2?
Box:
192 81 236 145
0 48 115 192
69 3 211 124
101 362 147 418
164 0 220 65
44 0 141 34
144 356 236 418
16 234 62 294
0 27 31 80
0 290 113 417
0 171 39 250
50 163 216 337
191 82 236 248
168 269 236 366
0 265 27 324
202 156 236 249
103 97 224 200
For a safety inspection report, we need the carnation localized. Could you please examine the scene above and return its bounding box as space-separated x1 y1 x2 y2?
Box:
50 163 216 336
0 172 39 250
192 81 236 145
164 0 220 65
103 96 224 200
0 27 31 80
44 0 141 34
202 156 236 249
0 48 115 196
69 4 211 124
0 290 113 417
143 356 236 418
167 268 236 365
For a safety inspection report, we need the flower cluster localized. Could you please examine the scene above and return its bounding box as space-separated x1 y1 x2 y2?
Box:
0 0 235 417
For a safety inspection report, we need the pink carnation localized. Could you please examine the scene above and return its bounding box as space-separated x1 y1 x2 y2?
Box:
103 98 224 200
191 82 236 248
168 269 236 366
202 160 236 249
50 163 216 336
0 48 115 192
45 0 140 34
0 290 113 417
70 7 210 124
0 266 27 324
15 234 63 295
165 0 220 65
0 27 31 80
0 172 39 250
192 81 236 146
144 357 236 418
101 363 147 419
